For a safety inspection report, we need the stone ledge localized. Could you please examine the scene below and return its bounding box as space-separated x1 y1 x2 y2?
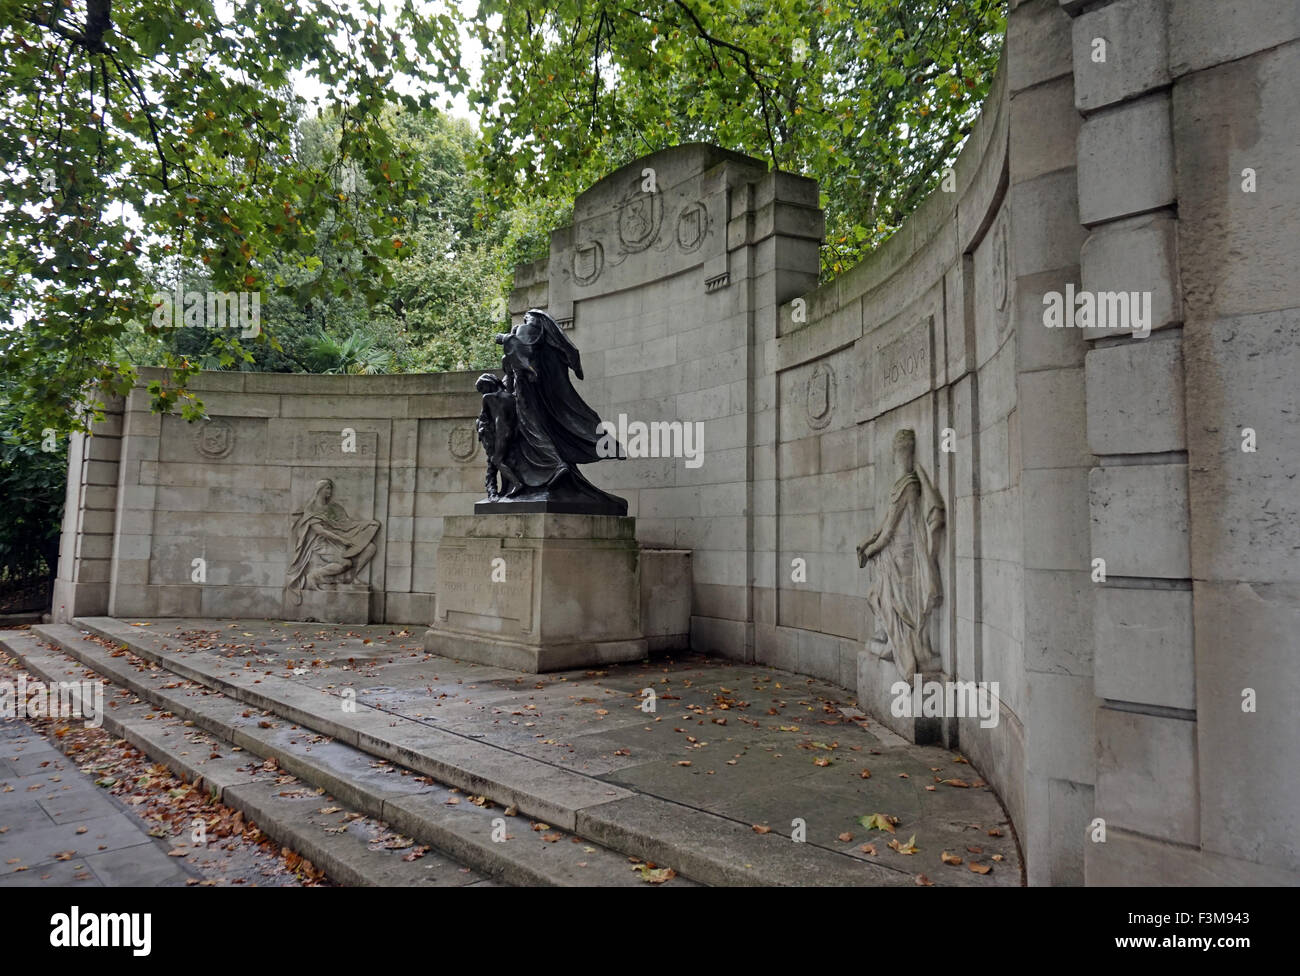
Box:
423 630 647 673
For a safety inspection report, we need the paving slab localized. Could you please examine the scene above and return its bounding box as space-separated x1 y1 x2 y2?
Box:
0 721 194 887
64 617 1025 885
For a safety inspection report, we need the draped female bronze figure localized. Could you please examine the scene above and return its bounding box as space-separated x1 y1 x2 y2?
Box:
476 309 626 516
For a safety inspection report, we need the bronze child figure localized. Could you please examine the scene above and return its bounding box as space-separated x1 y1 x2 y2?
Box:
476 372 520 500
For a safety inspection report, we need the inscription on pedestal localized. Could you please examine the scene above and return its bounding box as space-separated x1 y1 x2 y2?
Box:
435 545 535 633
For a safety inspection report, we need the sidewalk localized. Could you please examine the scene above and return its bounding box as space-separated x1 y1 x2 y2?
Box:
0 719 197 886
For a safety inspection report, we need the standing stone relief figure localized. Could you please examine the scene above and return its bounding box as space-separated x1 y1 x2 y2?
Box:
475 308 626 515
856 428 945 677
285 478 380 604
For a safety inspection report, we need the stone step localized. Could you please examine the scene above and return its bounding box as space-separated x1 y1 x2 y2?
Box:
0 630 479 887
59 616 912 886
4 626 692 887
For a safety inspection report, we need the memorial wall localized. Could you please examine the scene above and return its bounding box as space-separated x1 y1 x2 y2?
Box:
53 0 1300 886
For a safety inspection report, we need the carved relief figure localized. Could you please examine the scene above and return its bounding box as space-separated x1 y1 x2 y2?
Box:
285 479 380 603
856 429 945 677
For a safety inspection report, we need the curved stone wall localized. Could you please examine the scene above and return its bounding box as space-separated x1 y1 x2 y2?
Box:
54 0 1300 886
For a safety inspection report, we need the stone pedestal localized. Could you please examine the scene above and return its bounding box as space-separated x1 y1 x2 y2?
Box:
283 584 371 625
857 649 954 746
424 513 656 672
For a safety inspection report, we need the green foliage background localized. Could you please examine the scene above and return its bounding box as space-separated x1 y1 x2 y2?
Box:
464 0 1005 277
0 0 1005 590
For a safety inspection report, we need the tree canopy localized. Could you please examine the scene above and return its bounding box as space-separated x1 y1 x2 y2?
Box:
461 0 1005 275
0 0 1006 442
0 0 448 437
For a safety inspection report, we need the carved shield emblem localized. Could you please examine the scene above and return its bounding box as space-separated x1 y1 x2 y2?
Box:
448 425 477 462
806 363 835 430
574 241 603 285
618 191 662 252
573 241 604 286
195 419 234 459
676 202 708 252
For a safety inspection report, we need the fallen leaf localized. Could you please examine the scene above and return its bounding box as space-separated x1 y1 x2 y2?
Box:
837 832 854 843
859 843 877 855
633 864 676 884
969 862 992 875
857 813 897 834
941 778 970 788
859 768 871 779
915 874 934 886
987 828 1003 837
752 825 771 834
888 834 919 855
941 851 963 865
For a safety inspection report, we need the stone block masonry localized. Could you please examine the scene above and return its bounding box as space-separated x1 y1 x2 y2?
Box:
54 371 486 627
52 0 1299 887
